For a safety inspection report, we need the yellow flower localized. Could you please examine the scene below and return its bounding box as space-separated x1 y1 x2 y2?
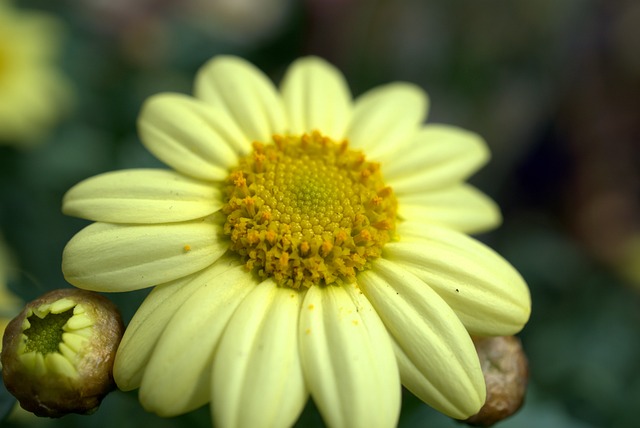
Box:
0 234 22 351
62 56 531 427
0 1 71 145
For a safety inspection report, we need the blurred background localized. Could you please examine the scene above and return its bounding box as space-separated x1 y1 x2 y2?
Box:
1 0 639 426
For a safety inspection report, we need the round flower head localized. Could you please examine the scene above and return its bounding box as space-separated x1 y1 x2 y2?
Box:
62 56 531 427
1 288 124 417
0 1 72 145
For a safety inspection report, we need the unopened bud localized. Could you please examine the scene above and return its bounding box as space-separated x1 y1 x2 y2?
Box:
463 336 528 427
1 288 124 417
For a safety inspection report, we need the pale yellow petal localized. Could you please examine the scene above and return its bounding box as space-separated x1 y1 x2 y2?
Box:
397 184 502 234
211 280 307 428
299 284 401 428
193 55 286 142
140 264 254 416
138 93 245 181
388 223 531 336
358 259 485 419
45 352 77 378
113 254 240 390
389 338 474 418
346 83 427 159
62 169 222 224
113 276 194 390
280 56 352 140
62 217 227 292
384 125 489 190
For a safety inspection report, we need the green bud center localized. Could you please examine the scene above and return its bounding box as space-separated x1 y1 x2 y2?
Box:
24 310 73 354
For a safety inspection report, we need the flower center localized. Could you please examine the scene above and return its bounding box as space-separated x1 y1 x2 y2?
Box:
223 131 397 289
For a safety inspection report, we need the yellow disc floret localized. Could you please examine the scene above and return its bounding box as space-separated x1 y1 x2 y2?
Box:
223 131 397 289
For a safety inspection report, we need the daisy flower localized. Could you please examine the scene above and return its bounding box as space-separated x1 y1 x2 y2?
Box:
0 1 71 145
62 56 531 427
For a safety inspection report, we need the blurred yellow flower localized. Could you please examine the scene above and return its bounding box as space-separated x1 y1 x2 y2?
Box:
0 1 72 145
0 235 22 358
62 55 531 427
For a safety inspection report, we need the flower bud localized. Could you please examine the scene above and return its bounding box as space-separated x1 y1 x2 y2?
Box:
1 288 124 417
463 336 529 427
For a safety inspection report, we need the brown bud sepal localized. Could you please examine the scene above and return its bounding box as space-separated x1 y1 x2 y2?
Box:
1 288 124 417
463 335 529 427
